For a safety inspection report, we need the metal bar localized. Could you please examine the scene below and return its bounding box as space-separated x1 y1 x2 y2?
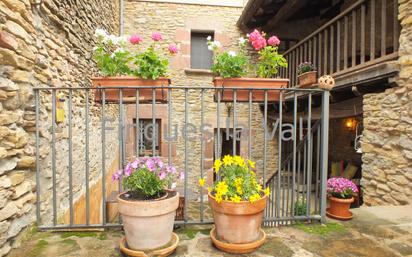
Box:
291 50 295 87
35 90 41 225
217 88 221 174
184 88 188 222
168 88 171 164
248 90 252 159
308 39 312 61
200 89 205 222
286 160 290 220
306 93 313 219
233 90 237 155
276 92 282 220
119 89 124 194
263 90 268 183
152 89 156 156
318 33 322 75
337 20 341 71
67 89 73 225
313 36 317 71
135 90 139 156
85 89 90 225
361 4 366 63
315 127 321 213
101 90 106 225
320 91 330 223
352 10 357 67
303 141 307 208
371 0 376 60
297 148 301 203
291 93 297 219
381 0 387 56
344 15 348 69
51 89 57 226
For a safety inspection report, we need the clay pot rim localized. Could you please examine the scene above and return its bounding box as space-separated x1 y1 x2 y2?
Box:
297 70 317 77
213 77 289 83
117 190 179 204
91 76 171 82
329 196 354 203
208 191 268 205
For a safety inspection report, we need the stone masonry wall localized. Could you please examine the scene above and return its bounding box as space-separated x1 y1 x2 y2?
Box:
0 0 119 255
361 0 412 206
123 0 279 202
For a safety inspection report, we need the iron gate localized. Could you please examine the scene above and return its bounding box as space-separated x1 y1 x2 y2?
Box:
34 85 329 230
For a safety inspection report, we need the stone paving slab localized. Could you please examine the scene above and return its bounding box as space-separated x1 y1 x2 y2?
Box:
7 205 412 257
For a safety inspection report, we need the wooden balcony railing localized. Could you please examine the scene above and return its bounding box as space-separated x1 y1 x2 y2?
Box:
280 0 400 87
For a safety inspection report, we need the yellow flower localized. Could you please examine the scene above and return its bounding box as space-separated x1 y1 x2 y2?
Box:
264 187 270 196
214 159 222 173
230 195 241 203
215 193 223 203
249 193 261 203
257 184 262 191
222 155 233 166
216 181 228 196
233 155 245 167
248 160 255 169
207 187 212 193
198 178 205 187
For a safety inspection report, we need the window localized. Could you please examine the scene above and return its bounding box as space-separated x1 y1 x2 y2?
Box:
190 31 214 69
134 119 161 156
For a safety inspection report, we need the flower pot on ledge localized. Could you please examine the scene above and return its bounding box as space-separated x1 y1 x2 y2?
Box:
213 77 289 102
91 76 170 103
326 196 354 220
297 71 317 88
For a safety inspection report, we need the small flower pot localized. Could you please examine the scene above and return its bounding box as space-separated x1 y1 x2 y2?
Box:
213 77 289 102
91 76 170 103
297 71 317 88
327 196 354 220
208 192 267 251
117 190 179 250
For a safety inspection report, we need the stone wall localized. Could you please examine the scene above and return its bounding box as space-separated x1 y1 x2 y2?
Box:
123 0 278 199
361 0 412 206
0 0 119 255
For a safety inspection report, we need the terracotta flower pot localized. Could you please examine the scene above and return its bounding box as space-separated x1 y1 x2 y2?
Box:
91 76 170 103
213 77 289 102
297 71 317 87
117 190 179 250
327 196 354 220
208 192 267 244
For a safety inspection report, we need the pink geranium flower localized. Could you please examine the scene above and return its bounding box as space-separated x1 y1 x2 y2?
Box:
151 32 163 41
268 36 280 46
248 29 267 51
129 34 143 45
168 44 178 54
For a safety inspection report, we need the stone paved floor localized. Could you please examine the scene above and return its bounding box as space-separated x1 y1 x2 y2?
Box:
7 205 412 257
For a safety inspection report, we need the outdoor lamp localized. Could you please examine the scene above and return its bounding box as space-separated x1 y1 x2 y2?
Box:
345 118 356 130
30 0 43 7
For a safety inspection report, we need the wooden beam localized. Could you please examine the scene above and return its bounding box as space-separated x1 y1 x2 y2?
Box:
237 0 265 32
263 0 309 32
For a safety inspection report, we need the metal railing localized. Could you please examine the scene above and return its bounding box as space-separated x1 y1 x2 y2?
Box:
280 0 399 87
34 85 329 230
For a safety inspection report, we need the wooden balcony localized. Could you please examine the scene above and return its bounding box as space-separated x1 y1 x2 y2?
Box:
278 0 400 90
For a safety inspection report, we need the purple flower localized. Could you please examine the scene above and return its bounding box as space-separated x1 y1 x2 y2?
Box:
131 159 139 169
111 170 122 181
151 32 163 41
179 171 185 180
159 172 166 180
146 159 156 171
327 177 358 198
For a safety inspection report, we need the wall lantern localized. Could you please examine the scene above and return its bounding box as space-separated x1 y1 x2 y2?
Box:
345 118 356 131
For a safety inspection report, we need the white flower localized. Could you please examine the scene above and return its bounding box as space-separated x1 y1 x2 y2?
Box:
228 51 236 56
207 45 213 51
238 37 246 45
92 46 98 51
94 28 107 38
108 34 118 45
214 41 221 48
117 36 127 46
207 35 212 41
171 182 177 189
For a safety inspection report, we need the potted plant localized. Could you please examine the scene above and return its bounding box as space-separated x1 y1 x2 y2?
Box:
297 62 317 87
112 157 184 250
326 177 358 220
209 30 288 102
199 155 270 253
91 29 178 103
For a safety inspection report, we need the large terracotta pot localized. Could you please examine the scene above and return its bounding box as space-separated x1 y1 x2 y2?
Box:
91 76 170 103
117 190 179 250
327 196 354 220
297 71 317 87
213 77 289 102
208 192 267 244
